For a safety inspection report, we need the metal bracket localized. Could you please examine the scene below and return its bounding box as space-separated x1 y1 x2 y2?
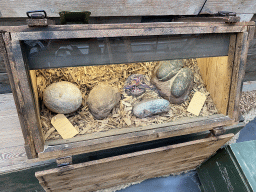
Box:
174 11 240 23
206 127 226 138
56 156 72 167
211 127 226 137
26 10 54 27
216 11 240 23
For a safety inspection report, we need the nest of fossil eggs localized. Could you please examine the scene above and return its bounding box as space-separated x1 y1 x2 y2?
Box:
36 59 218 141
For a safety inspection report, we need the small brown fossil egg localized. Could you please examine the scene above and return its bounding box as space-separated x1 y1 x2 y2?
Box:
43 81 83 114
87 83 121 120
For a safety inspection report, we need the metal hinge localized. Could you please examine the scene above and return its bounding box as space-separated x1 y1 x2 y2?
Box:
56 156 72 167
216 11 240 23
210 127 226 136
174 11 240 24
26 10 54 27
206 127 226 138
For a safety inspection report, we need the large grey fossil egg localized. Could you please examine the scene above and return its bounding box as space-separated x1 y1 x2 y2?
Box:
43 81 82 114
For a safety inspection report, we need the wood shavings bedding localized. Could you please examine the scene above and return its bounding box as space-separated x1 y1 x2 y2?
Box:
36 59 218 141
240 90 256 115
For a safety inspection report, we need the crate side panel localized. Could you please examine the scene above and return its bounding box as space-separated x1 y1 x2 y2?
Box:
197 56 231 115
35 134 233 191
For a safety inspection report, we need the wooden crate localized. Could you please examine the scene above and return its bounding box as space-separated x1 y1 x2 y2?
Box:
0 21 254 191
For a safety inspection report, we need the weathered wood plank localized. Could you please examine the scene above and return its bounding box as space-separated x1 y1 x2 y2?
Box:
0 73 9 84
10 24 251 43
36 134 233 191
0 145 27 168
197 56 232 115
0 92 56 179
47 161 202 192
0 56 6 73
11 40 44 154
1 21 254 34
0 0 206 18
1 33 44 158
228 28 254 121
228 33 245 121
0 115 21 132
39 115 234 161
244 21 256 81
0 34 34 158
0 93 16 112
237 14 254 22
201 0 256 14
46 114 231 146
245 33 256 73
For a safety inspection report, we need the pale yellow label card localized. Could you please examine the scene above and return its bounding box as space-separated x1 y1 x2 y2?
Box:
187 92 207 116
51 114 79 139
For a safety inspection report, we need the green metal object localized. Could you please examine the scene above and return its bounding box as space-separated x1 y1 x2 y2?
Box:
197 140 256 192
230 141 256 190
59 11 91 24
0 162 56 192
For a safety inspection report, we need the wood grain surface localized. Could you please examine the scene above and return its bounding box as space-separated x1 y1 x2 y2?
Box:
0 0 255 17
0 93 27 170
201 0 256 14
228 27 255 121
35 134 233 192
0 93 53 174
245 23 256 80
0 0 205 17
39 114 234 161
197 56 232 115
2 34 45 156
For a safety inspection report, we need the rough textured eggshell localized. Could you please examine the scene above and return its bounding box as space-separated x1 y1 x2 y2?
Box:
43 81 83 114
171 68 194 98
151 66 194 104
87 83 121 120
156 60 184 81
133 99 170 118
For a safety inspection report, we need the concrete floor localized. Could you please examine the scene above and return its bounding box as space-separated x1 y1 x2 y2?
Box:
119 170 201 192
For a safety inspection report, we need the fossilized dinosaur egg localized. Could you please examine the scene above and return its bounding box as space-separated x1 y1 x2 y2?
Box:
43 81 83 114
156 60 184 81
133 99 170 118
171 68 194 98
151 64 194 104
87 83 121 119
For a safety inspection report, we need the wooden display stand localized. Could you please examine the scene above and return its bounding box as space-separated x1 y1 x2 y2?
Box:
0 20 254 191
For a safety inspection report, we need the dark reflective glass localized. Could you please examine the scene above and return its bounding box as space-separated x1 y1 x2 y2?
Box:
23 34 230 70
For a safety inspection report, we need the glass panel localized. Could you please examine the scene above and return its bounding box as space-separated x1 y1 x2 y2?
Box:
25 33 232 142
24 33 230 70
